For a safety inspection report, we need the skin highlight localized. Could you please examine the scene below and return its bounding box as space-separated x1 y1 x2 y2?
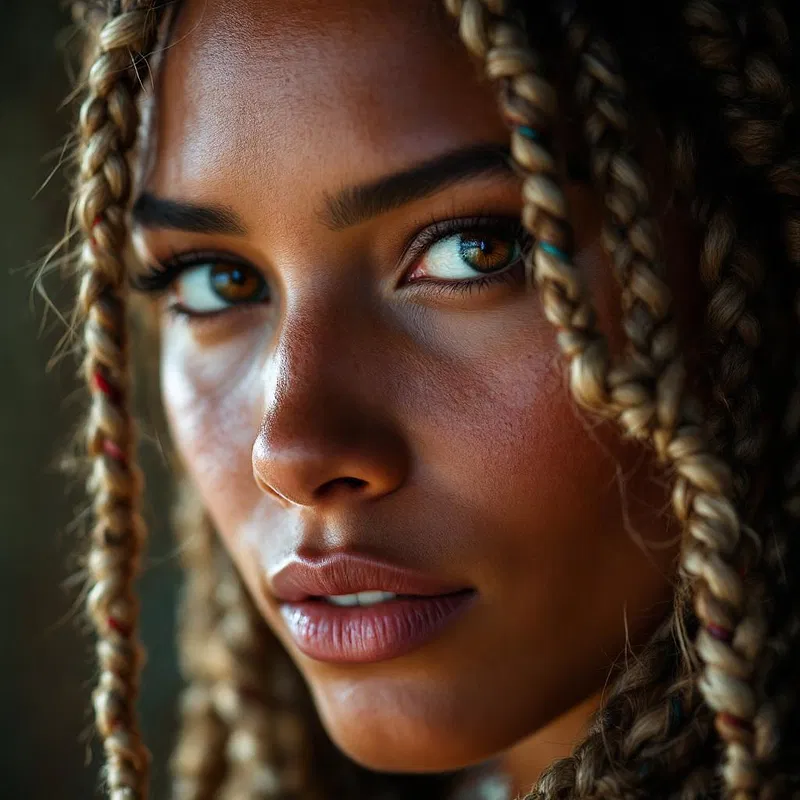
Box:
131 0 691 789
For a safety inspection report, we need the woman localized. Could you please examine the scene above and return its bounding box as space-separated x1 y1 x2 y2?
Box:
63 0 799 797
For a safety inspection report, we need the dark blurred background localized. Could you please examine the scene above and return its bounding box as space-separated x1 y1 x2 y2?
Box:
2 3 182 797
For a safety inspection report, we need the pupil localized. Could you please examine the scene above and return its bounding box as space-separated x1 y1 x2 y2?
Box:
212 267 245 286
210 263 264 302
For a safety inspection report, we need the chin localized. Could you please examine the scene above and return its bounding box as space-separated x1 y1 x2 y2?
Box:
303 669 529 774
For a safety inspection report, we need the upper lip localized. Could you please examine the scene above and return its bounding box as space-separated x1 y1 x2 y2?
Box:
269 552 468 602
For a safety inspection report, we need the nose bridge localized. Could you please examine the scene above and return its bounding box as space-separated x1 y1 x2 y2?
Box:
264 257 375 412
263 305 351 434
253 300 409 507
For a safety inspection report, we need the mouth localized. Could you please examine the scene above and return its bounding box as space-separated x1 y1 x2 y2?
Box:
267 554 476 664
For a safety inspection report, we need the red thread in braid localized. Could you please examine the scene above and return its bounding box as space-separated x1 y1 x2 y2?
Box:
102 439 127 465
94 370 127 464
707 623 734 643
89 213 102 249
717 712 754 733
108 616 132 637
92 370 121 403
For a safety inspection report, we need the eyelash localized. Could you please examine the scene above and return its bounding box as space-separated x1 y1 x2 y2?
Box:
131 215 530 309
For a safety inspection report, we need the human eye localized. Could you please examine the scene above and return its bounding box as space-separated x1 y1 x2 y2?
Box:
131 253 270 317
404 217 528 294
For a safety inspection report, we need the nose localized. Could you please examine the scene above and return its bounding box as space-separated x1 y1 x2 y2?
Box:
252 321 409 508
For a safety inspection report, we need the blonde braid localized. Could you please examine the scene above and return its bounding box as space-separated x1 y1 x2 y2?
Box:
444 2 771 797
569 24 675 380
564 19 720 790
170 481 228 800
442 4 680 793
75 3 158 797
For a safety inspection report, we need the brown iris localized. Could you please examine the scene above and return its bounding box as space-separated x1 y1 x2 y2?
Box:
459 233 518 273
209 262 267 303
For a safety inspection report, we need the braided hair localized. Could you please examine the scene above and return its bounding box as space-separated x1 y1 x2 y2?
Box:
64 0 800 797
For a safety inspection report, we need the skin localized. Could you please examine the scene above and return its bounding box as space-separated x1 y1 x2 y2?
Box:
132 0 696 791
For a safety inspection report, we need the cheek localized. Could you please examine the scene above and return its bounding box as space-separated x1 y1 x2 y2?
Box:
405 285 676 644
402 286 642 544
160 315 265 526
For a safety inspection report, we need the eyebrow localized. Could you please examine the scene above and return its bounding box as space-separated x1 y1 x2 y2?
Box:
131 194 247 236
320 143 513 231
130 142 513 237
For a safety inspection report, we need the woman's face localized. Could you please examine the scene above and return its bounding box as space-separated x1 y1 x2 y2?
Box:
135 0 680 775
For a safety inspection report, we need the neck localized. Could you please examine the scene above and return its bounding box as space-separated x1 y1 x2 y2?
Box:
499 691 603 796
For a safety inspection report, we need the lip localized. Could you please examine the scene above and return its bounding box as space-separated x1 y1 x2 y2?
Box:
268 553 475 664
269 552 467 601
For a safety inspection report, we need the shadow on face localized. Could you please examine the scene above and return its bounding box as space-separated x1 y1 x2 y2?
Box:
132 0 683 776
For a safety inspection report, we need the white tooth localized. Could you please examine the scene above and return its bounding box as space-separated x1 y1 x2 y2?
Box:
356 591 397 606
327 594 360 607
325 591 398 607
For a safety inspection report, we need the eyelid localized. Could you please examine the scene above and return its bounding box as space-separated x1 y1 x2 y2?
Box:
130 250 257 294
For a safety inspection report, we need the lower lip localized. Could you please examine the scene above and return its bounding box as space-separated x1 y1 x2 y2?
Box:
279 591 476 664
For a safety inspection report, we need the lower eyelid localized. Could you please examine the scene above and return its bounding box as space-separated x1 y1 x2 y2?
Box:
165 298 270 322
404 259 525 299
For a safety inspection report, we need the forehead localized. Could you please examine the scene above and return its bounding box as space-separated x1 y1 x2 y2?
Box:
144 0 505 205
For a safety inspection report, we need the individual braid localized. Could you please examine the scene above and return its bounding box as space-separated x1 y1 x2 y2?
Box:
74 3 158 797
570 12 796 792
536 616 712 799
569 23 675 381
682 0 794 502
570 23 770 800
170 480 229 800
443 2 770 797
442 4 679 793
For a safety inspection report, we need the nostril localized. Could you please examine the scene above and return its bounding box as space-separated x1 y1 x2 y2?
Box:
316 476 369 498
